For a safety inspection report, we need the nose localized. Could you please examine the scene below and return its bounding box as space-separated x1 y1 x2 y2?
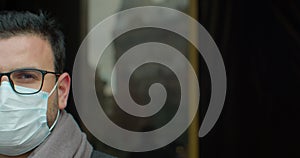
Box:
0 75 9 85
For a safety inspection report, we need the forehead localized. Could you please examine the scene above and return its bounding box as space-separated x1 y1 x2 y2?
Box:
0 34 54 72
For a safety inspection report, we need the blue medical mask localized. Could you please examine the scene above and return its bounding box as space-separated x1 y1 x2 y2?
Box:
0 81 59 156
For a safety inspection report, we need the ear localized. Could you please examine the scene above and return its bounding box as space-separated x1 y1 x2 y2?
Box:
57 72 71 110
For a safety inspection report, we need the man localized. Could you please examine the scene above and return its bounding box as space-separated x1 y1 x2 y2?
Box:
0 11 113 158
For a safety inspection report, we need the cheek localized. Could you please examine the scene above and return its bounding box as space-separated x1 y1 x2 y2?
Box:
46 91 59 127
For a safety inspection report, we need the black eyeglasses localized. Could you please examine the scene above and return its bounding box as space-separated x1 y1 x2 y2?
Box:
0 68 60 95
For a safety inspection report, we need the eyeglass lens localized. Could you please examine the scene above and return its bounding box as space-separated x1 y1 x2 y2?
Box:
11 70 43 94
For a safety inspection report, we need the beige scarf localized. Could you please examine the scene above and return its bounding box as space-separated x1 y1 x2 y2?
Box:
28 110 92 158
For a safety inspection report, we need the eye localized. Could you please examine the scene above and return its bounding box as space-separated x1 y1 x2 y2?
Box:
11 70 41 83
16 72 37 79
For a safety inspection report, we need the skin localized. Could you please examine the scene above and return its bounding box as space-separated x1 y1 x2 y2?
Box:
0 34 71 158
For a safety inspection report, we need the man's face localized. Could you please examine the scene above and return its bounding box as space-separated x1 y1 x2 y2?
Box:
0 34 60 127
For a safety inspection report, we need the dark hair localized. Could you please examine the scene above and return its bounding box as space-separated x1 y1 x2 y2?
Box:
0 10 65 73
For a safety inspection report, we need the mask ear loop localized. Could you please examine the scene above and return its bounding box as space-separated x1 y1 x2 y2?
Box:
48 81 60 131
49 110 60 131
49 82 58 96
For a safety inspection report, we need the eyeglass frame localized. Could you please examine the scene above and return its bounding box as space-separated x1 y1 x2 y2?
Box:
0 68 61 95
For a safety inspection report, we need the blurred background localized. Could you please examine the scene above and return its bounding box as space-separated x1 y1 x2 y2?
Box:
0 0 299 158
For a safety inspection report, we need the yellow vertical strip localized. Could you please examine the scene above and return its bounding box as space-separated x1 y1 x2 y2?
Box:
188 0 199 158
